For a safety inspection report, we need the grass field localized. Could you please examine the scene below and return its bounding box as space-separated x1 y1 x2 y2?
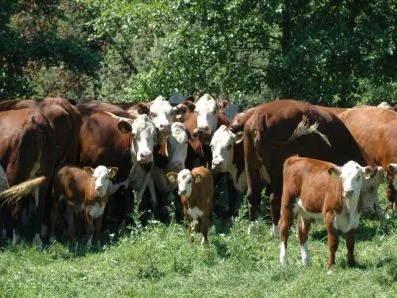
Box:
1 192 397 297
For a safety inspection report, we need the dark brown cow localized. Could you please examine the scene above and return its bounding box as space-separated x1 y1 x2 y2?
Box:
0 108 56 248
50 165 118 247
338 107 397 212
279 156 373 271
243 99 372 235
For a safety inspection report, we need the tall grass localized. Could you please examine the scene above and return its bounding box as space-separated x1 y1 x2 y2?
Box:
1 195 397 297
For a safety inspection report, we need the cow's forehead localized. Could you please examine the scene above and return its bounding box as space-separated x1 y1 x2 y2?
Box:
132 114 156 134
151 96 172 114
177 169 192 181
341 161 362 176
171 123 188 142
211 125 233 146
93 165 108 177
195 94 216 113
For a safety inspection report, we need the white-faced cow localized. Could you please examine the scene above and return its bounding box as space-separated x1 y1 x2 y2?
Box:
51 165 118 247
167 166 213 244
279 156 373 272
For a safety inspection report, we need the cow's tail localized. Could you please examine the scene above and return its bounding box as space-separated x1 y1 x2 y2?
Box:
288 115 331 147
0 176 47 205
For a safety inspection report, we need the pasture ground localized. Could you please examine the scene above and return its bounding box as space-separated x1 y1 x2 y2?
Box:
1 188 397 297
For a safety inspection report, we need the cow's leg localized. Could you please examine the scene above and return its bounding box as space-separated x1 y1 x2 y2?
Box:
345 229 356 267
200 215 210 245
49 197 59 242
269 180 282 237
85 214 95 249
33 184 48 249
298 216 312 265
226 174 237 221
94 214 104 246
325 212 339 273
66 205 76 244
279 200 294 265
11 202 22 246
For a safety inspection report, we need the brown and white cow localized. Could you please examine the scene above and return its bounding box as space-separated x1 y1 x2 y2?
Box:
243 99 374 236
167 166 213 244
279 156 373 272
0 108 57 248
51 165 118 247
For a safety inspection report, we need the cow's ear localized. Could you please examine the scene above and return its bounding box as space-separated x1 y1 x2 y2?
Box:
108 167 119 178
167 172 178 184
193 174 202 184
328 167 341 179
184 100 196 112
118 120 132 133
387 163 397 174
137 103 150 115
363 166 375 180
83 167 94 176
234 131 244 144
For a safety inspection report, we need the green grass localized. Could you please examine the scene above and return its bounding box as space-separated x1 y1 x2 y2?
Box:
1 196 397 297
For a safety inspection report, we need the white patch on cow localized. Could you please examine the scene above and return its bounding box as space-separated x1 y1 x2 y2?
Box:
300 241 311 265
150 96 173 133
333 161 365 233
34 233 43 250
271 223 279 238
360 166 384 219
378 101 391 108
176 169 193 197
89 202 106 218
280 242 288 265
211 125 235 172
92 165 112 197
195 94 218 134
295 199 324 223
130 114 156 164
167 122 188 171
12 229 19 246
188 206 204 219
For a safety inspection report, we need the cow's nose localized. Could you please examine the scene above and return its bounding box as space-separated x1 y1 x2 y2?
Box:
159 123 171 131
140 151 153 161
199 125 210 132
344 190 354 197
212 160 222 168
179 189 186 196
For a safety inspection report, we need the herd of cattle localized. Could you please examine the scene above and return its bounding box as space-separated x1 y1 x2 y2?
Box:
0 94 396 271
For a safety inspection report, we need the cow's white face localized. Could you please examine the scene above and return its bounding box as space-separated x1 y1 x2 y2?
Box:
89 165 118 197
195 94 217 135
131 114 156 164
211 125 235 172
176 169 193 197
360 166 384 214
167 122 188 171
330 161 372 198
150 96 173 139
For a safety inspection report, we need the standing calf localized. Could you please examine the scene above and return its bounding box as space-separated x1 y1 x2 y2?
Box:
50 165 118 247
167 166 213 244
279 156 373 272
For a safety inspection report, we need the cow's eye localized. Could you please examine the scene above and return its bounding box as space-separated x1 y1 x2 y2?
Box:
356 176 361 181
150 112 157 117
227 144 232 150
213 111 217 115
187 179 192 183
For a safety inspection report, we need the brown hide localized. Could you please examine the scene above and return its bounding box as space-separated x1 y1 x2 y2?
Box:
243 99 371 226
279 156 362 269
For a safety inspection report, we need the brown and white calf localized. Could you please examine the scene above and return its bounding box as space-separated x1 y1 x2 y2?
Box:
279 156 373 272
167 166 213 244
50 165 118 247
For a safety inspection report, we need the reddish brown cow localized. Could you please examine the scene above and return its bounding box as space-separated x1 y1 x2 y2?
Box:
279 156 373 271
167 166 213 244
338 107 397 211
0 108 56 248
0 97 81 165
243 99 372 235
51 165 118 247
